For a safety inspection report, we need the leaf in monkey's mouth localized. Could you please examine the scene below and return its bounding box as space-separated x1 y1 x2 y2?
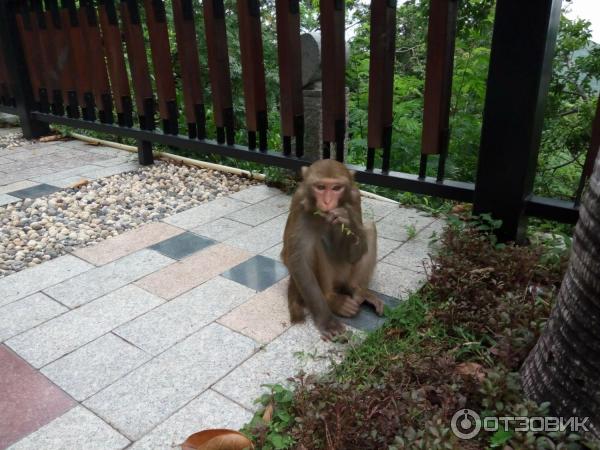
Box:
313 210 361 245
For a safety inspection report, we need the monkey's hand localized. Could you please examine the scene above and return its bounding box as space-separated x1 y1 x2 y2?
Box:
316 316 346 341
324 207 352 226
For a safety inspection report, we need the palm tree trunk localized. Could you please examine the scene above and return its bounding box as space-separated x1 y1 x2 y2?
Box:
521 155 600 437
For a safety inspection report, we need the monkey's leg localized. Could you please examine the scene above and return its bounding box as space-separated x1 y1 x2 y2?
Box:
287 279 306 323
349 221 384 315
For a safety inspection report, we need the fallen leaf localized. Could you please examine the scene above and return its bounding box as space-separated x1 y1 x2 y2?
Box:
68 179 90 189
38 134 64 142
455 362 486 382
451 203 470 214
262 402 274 423
181 429 253 450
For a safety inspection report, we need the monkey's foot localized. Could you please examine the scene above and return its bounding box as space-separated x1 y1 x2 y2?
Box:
318 317 346 341
362 290 384 316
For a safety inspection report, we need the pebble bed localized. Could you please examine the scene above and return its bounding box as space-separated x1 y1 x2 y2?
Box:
0 128 29 149
0 157 259 277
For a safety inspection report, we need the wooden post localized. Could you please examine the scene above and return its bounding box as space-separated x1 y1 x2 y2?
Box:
0 0 50 138
473 0 562 242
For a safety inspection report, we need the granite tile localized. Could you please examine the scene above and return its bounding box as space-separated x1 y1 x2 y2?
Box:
218 277 290 344
72 222 183 266
0 345 76 450
221 255 288 291
381 238 432 272
376 207 436 242
225 213 287 253
84 323 258 440
0 293 68 342
43 249 174 308
149 231 216 260
128 389 252 450
117 276 256 355
7 406 130 450
361 197 399 222
190 217 253 242
42 334 151 401
0 193 19 205
163 196 247 229
135 243 252 299
260 242 283 262
228 184 282 204
0 255 94 308
369 262 426 299
0 180 39 195
7 183 60 199
213 323 345 410
6 285 164 368
226 194 290 226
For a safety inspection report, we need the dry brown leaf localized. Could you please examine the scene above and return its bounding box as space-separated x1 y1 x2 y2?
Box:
181 429 253 450
38 134 63 142
262 402 274 423
68 179 90 189
450 203 470 214
455 362 486 382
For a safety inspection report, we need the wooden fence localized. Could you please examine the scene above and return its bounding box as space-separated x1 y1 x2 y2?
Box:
0 0 598 241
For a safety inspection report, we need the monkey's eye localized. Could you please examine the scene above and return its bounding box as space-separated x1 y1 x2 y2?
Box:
315 185 326 191
332 185 342 191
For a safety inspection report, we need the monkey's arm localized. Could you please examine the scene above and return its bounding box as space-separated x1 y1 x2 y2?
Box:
326 206 368 263
286 236 345 339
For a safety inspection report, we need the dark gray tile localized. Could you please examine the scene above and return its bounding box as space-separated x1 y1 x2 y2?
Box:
340 292 401 332
149 232 216 260
8 183 59 199
221 255 289 291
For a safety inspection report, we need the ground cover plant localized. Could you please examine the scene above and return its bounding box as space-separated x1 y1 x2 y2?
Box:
243 216 600 449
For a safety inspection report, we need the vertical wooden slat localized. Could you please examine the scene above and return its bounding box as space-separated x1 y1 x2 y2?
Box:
237 0 267 150
421 0 458 180
172 0 205 139
63 0 95 120
32 0 63 114
98 0 133 127
367 0 396 172
15 4 42 108
119 0 155 130
79 0 114 123
144 0 178 135
320 0 346 161
203 0 234 144
275 0 303 156
0 45 11 106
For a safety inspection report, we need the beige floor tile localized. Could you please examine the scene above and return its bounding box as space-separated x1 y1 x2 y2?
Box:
218 277 291 344
72 222 183 266
135 243 252 299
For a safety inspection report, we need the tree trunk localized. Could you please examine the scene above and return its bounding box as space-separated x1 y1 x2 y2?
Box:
521 155 600 437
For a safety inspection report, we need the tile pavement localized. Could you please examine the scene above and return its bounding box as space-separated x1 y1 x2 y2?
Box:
0 138 444 449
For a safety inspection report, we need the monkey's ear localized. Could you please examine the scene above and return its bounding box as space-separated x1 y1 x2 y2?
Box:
301 166 309 179
348 169 356 180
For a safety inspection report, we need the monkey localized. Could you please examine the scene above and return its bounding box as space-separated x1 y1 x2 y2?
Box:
281 159 384 340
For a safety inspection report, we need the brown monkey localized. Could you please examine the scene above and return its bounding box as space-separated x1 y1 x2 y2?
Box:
281 159 383 340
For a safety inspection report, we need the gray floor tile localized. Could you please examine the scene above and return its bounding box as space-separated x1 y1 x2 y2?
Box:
213 323 345 410
370 262 426 299
6 285 164 368
0 292 68 342
228 184 282 204
226 194 290 226
376 207 436 242
339 292 401 332
115 277 256 355
0 255 94 308
42 334 151 401
163 196 248 230
6 183 60 199
0 193 19 205
84 323 258 440
149 232 216 260
43 249 174 308
221 255 288 291
225 213 287 254
190 218 253 242
129 390 252 450
7 406 130 450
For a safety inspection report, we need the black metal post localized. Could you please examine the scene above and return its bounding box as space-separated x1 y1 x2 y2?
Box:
473 0 562 243
0 0 49 139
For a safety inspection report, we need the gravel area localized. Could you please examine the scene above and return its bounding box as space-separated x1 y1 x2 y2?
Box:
0 160 259 277
0 129 29 149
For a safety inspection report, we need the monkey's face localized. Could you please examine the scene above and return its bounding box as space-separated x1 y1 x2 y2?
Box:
312 178 347 212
